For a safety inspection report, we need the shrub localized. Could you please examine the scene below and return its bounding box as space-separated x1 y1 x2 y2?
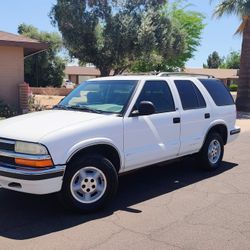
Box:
229 84 238 92
0 100 18 118
28 95 46 112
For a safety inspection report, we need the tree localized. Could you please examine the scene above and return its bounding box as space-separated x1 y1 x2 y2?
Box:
131 1 205 72
204 51 223 68
166 1 205 69
50 0 187 76
18 24 65 87
221 51 240 69
212 0 250 112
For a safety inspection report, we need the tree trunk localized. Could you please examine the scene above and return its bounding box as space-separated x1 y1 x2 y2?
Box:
236 17 250 112
99 66 111 77
113 66 128 76
113 68 120 76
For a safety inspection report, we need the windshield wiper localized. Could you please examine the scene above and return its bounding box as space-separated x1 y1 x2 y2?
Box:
53 104 69 110
66 105 103 114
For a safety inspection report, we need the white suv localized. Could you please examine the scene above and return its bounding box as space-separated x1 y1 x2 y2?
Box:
0 74 240 212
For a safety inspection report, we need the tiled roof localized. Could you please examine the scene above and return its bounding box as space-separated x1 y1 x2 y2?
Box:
66 66 239 79
184 68 239 79
0 31 48 56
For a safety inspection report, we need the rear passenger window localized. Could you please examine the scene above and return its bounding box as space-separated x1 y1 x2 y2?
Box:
136 81 175 113
199 79 234 106
174 80 206 110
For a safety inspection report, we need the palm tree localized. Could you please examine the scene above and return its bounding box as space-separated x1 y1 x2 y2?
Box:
212 0 250 112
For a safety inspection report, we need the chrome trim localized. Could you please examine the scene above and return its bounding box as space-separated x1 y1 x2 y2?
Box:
0 149 51 160
0 139 15 145
0 164 66 176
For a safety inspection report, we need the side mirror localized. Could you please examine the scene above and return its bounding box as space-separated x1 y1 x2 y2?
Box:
138 101 155 116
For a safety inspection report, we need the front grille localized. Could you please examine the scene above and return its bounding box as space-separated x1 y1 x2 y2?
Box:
0 155 15 165
0 141 15 151
0 139 16 166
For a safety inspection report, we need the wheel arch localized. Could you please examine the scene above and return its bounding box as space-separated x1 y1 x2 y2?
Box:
66 143 122 173
203 122 228 147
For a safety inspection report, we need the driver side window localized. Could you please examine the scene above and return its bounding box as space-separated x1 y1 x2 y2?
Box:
135 80 175 113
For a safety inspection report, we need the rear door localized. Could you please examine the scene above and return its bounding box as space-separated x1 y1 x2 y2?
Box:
173 79 211 155
123 80 181 171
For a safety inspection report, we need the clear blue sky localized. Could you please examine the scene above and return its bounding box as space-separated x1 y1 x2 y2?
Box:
0 0 242 67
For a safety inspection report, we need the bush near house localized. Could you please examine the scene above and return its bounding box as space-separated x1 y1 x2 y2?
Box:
28 95 46 112
229 84 238 92
0 100 18 118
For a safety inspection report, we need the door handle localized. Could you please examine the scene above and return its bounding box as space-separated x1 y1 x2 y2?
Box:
205 113 210 119
173 117 181 124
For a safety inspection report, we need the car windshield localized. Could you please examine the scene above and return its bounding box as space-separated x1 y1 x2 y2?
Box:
58 80 138 114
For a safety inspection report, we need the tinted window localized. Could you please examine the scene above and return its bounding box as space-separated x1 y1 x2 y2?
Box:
136 81 175 113
193 84 206 108
174 80 206 110
199 79 234 106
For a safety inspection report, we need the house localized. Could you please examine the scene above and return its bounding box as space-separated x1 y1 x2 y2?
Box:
64 66 239 86
65 66 101 85
184 68 239 86
0 31 48 112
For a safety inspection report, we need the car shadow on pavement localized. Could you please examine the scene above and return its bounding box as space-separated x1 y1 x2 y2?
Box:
0 158 237 240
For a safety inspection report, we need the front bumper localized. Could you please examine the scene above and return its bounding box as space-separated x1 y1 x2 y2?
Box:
0 164 65 194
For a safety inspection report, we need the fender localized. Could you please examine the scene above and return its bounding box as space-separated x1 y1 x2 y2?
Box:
201 119 228 147
66 137 124 168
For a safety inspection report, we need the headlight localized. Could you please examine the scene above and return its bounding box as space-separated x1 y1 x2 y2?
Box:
15 141 49 155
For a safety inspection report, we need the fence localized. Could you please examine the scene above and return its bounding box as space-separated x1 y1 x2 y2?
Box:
31 87 72 96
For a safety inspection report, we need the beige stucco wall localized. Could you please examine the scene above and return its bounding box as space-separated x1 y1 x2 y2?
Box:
66 74 97 85
0 46 24 109
78 75 96 83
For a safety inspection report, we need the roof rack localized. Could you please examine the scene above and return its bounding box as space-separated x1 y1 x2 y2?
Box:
121 72 158 76
157 72 215 79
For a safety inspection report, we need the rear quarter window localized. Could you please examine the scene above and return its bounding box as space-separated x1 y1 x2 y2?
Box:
199 79 234 106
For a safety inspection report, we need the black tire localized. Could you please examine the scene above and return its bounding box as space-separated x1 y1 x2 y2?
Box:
197 132 224 170
59 154 118 213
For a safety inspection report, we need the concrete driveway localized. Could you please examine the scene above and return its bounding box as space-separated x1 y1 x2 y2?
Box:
0 121 249 250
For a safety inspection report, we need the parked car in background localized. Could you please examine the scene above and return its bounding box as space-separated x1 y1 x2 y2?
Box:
62 79 75 89
0 73 240 213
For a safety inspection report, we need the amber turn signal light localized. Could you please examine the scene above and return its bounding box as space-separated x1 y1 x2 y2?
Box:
15 158 53 168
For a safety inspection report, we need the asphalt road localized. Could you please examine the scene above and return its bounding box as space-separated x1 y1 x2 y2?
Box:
0 131 249 250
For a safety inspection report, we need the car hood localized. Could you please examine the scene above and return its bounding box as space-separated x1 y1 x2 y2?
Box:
0 110 106 142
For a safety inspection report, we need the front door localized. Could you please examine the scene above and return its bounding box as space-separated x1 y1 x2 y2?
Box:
123 80 181 171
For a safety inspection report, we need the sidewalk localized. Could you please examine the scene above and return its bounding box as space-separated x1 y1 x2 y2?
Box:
237 111 250 132
236 119 250 132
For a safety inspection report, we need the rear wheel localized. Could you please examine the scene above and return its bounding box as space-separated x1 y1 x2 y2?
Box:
59 154 118 213
198 132 224 170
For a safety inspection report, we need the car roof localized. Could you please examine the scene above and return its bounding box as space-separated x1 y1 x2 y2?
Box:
87 75 204 81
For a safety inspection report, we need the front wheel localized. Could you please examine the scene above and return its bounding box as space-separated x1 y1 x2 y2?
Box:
59 155 118 213
198 132 224 170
